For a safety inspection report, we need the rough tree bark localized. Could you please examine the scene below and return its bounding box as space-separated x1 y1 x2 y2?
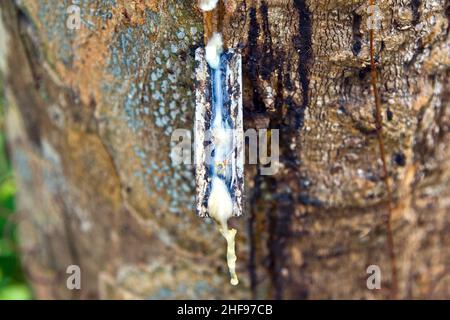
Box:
0 0 448 299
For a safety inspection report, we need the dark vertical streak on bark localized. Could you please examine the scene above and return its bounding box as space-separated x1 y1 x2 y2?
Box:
245 6 266 295
293 0 312 129
247 173 260 299
352 12 362 56
445 1 450 34
217 0 225 34
9 4 42 148
260 1 274 80
271 191 295 299
411 0 421 25
266 195 278 298
268 54 292 299
246 6 265 113
58 199 82 300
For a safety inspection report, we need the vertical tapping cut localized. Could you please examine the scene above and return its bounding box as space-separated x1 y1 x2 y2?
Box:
197 1 242 285
205 34 239 286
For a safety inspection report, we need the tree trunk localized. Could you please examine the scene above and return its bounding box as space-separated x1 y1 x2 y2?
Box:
0 0 448 299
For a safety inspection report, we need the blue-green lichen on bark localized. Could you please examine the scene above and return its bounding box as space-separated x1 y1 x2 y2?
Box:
101 1 204 218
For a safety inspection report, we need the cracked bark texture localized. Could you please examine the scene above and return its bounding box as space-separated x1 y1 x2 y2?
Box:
0 0 448 299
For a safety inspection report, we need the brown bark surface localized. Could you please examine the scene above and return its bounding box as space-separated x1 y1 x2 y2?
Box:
0 0 448 299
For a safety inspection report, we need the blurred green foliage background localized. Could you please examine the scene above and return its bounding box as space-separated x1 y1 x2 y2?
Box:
0 77 32 300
